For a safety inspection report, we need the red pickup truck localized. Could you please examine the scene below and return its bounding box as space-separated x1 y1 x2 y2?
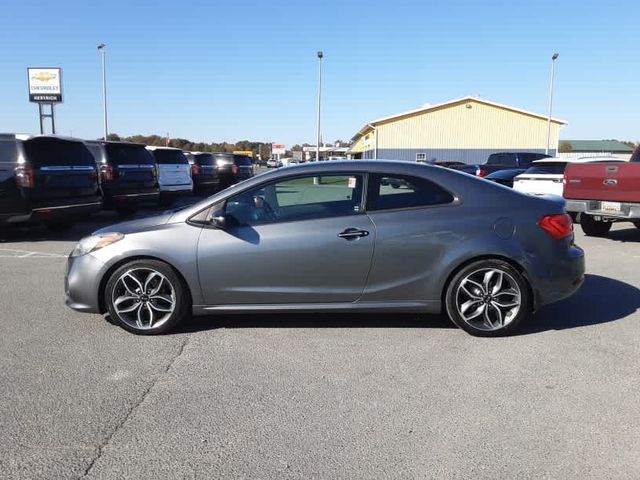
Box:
563 153 640 236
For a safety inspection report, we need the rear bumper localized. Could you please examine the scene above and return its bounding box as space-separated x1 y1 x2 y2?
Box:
565 199 640 219
159 184 193 194
531 244 585 309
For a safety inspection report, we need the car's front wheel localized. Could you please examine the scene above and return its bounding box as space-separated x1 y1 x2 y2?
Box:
105 259 190 334
445 259 532 337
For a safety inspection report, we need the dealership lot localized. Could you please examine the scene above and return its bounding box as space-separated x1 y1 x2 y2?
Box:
1 202 639 479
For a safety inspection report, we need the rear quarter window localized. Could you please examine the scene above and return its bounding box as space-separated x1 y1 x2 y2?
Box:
194 153 215 165
368 174 455 211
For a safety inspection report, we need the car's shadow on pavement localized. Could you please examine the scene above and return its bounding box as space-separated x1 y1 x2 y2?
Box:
603 226 640 243
177 311 455 333
517 273 640 335
179 274 637 335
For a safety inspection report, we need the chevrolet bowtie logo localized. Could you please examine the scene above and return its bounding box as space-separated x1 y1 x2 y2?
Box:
32 72 57 82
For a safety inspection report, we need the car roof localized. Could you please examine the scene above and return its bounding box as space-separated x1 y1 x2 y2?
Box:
145 146 183 151
531 156 621 164
85 140 148 147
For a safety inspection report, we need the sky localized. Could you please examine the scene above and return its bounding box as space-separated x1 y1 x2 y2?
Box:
1 0 638 146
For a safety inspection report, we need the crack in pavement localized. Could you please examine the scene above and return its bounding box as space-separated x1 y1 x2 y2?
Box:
80 336 190 479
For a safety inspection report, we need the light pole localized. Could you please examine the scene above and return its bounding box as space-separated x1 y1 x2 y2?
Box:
316 50 323 161
97 43 108 140
546 52 559 155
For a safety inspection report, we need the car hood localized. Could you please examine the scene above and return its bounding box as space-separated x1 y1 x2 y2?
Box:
93 212 175 235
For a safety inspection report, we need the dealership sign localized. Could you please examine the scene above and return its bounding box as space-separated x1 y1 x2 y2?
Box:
27 67 63 103
272 143 286 155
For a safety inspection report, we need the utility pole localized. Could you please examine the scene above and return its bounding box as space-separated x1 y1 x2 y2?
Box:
97 44 108 140
546 53 559 155
316 50 323 161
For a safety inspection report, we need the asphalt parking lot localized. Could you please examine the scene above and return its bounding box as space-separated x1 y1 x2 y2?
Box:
1 198 639 479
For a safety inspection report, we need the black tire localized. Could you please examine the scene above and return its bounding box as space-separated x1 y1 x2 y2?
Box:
158 195 175 208
445 259 532 337
115 205 137 216
580 214 611 237
45 222 75 232
104 259 190 335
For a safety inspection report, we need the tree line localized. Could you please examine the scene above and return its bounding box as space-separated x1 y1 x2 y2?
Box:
105 133 273 160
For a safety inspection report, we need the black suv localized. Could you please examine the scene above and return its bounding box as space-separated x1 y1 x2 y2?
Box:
186 151 220 193
85 141 159 214
213 153 254 189
0 135 101 229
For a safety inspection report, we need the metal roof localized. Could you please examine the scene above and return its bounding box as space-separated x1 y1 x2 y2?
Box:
560 140 633 153
352 96 568 141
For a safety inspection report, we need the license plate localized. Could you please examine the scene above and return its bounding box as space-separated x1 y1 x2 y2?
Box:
601 201 621 213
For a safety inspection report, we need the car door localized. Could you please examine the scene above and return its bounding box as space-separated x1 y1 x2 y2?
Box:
197 172 375 305
361 172 459 304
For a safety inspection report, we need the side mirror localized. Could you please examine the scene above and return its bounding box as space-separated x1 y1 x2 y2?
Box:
211 215 226 229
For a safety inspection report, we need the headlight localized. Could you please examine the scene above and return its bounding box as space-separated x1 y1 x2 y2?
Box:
71 233 124 257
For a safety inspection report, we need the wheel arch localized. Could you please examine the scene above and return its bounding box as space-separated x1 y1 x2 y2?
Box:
98 255 193 314
440 254 536 312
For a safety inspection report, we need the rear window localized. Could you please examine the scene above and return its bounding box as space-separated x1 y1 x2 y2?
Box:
149 149 189 165
213 153 234 164
0 140 18 162
524 163 567 175
23 138 95 166
106 144 155 165
487 153 516 167
234 155 253 166
193 153 214 165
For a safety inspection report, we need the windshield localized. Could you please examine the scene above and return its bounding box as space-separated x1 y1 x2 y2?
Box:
23 138 95 166
524 163 567 175
106 144 155 165
150 149 189 165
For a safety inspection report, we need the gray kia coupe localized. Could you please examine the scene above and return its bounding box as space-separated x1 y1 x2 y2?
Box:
65 160 584 336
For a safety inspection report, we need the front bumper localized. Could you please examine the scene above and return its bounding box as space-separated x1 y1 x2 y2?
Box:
65 253 106 313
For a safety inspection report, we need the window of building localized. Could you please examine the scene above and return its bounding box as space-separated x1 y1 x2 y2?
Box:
367 174 455 211
416 153 427 162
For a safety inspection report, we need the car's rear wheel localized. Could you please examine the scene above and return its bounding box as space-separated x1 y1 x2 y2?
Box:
445 259 532 337
580 214 611 236
105 260 190 335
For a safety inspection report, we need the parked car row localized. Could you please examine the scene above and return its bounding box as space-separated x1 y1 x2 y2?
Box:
0 134 255 229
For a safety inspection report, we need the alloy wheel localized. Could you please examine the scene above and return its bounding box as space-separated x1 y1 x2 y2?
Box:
111 268 176 330
455 268 522 331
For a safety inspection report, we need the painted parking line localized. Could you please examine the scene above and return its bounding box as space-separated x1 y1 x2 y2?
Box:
0 248 67 258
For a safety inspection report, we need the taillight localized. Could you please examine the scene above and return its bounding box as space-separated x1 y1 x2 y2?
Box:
538 214 573 240
231 165 239 175
191 164 201 177
475 167 487 177
100 164 114 182
14 165 34 188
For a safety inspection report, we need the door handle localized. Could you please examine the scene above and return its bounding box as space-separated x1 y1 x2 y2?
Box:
337 228 370 240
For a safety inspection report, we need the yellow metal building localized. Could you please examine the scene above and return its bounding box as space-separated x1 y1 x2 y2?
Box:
349 96 566 164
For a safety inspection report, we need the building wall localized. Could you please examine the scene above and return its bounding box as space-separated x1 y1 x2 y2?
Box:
370 148 555 163
357 99 563 164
